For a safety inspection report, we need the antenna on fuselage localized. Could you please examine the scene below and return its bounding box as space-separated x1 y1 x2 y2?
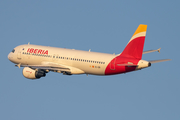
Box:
28 42 30 45
89 49 91 52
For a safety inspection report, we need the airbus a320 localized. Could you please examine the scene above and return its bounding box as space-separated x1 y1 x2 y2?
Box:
8 24 170 79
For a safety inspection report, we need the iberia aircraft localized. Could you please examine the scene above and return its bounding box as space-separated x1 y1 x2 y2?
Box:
8 24 170 79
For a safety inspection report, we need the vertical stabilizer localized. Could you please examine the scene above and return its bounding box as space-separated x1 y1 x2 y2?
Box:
120 24 147 59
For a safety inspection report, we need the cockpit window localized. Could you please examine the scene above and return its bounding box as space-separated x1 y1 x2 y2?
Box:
12 49 15 53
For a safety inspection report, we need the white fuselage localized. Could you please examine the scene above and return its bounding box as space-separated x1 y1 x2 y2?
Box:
8 44 116 75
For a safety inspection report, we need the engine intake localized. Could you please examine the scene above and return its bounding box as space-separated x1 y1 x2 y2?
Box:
22 67 46 79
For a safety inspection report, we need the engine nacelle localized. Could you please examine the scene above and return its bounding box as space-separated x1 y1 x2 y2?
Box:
22 67 46 79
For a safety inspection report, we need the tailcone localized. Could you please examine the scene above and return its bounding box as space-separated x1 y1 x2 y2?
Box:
148 62 151 67
136 60 151 70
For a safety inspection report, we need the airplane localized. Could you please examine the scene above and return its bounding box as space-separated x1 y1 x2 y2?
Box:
8 24 170 79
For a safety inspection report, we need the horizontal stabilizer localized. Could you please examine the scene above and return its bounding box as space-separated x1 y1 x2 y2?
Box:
143 48 161 54
117 64 137 67
149 59 171 64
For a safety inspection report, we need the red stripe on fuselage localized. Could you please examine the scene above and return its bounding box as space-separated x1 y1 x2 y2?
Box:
105 56 139 75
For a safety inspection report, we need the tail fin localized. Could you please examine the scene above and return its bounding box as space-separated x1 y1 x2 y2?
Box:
120 24 147 59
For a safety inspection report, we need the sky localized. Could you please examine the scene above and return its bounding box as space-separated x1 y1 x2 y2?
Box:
0 0 179 120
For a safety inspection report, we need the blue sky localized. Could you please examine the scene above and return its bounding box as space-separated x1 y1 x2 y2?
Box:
0 0 179 120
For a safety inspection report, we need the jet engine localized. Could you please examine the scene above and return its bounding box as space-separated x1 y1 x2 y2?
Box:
22 67 46 79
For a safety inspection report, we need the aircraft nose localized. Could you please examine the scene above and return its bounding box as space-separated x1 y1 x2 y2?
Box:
8 53 13 61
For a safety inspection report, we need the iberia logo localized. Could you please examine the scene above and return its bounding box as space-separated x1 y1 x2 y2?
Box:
27 48 48 55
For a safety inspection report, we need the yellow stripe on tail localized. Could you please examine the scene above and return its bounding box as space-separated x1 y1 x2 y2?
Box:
132 24 147 37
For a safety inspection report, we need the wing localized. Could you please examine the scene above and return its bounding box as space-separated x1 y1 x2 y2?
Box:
16 62 85 75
